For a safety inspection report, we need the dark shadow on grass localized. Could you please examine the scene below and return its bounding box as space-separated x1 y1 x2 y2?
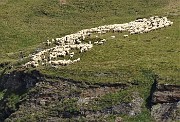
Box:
146 76 158 110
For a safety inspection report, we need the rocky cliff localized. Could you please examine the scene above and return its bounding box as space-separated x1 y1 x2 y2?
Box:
151 82 180 122
0 70 179 122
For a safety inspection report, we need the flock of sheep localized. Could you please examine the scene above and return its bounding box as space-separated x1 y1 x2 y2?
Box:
23 16 173 68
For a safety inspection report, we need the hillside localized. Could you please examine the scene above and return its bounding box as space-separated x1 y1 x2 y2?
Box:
0 0 180 121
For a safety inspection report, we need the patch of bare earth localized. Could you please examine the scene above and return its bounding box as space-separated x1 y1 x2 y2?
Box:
59 0 67 5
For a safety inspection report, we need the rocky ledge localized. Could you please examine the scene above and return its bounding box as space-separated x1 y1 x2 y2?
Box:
151 82 180 122
0 70 143 122
0 69 179 121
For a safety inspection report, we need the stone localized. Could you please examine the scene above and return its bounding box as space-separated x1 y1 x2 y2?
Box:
152 84 180 104
115 116 123 122
151 102 180 122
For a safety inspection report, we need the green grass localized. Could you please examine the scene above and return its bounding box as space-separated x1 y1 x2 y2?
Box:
0 0 178 57
40 24 180 85
0 91 5 100
0 0 180 121
1 0 179 84
123 109 155 122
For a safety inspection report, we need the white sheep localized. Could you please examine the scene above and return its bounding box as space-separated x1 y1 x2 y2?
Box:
94 41 99 45
73 58 80 63
123 35 129 38
111 36 115 39
70 52 74 58
24 16 173 68
101 39 106 42
98 41 104 45
80 46 88 53
46 40 51 46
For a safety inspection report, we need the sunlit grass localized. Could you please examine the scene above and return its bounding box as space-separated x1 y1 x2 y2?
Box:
0 0 180 121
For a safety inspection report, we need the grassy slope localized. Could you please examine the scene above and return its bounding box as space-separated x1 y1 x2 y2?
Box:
0 0 180 121
1 0 179 84
0 0 178 57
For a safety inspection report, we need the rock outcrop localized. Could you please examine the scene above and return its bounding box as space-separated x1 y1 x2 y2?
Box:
0 70 43 121
150 83 180 122
0 70 144 122
152 84 180 104
0 70 43 91
151 101 180 122
1 69 179 122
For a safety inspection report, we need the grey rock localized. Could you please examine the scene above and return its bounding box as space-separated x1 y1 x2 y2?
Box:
152 84 180 104
151 101 180 122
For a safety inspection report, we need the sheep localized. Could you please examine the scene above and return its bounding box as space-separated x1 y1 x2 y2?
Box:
70 54 74 58
76 45 81 50
70 45 77 49
23 62 32 68
24 16 173 68
51 60 59 65
41 62 45 66
31 61 39 68
86 44 93 49
123 35 129 38
56 52 64 57
75 39 81 44
70 52 74 58
77 58 80 62
52 39 55 43
58 59 73 66
94 41 99 45
111 36 115 39
80 46 88 53
50 54 57 59
98 41 104 45
87 32 92 37
82 35 86 41
101 39 106 42
47 40 52 45
73 58 80 63
63 48 70 55
70 52 75 55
